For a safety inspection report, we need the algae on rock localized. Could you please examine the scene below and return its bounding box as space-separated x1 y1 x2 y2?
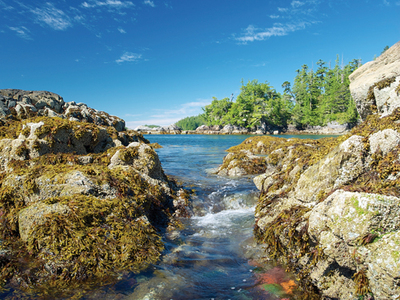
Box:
0 115 187 297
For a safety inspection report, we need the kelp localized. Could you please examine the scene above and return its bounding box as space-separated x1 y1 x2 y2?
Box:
0 116 181 297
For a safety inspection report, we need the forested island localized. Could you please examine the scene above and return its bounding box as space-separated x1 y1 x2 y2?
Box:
176 56 363 131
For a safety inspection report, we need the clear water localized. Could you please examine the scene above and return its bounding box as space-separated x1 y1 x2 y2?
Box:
6 134 330 299
113 134 328 300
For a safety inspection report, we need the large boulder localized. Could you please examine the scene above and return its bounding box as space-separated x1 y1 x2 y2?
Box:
349 41 400 119
0 114 184 296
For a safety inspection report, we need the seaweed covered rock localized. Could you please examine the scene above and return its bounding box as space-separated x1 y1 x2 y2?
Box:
234 42 400 299
0 115 185 297
216 150 267 176
222 43 400 297
0 89 126 131
247 109 400 298
349 41 400 119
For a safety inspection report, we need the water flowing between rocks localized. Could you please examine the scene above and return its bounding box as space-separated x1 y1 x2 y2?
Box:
115 134 326 300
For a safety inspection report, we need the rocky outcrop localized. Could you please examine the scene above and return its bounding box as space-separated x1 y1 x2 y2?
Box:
0 114 187 296
220 41 400 299
216 150 267 177
135 124 182 134
0 89 126 131
349 41 400 119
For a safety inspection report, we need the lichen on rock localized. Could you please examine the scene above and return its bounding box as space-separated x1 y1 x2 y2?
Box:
220 41 400 299
0 112 187 297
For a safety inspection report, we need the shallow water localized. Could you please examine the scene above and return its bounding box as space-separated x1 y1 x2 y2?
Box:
115 134 329 300
4 134 330 299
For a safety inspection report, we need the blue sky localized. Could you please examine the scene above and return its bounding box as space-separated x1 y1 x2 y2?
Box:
1 0 399 128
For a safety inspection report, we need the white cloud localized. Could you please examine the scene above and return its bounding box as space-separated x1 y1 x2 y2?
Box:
236 22 308 43
116 52 142 63
144 0 155 7
0 0 13 10
118 27 126 33
235 0 320 43
81 0 134 9
125 99 212 128
151 100 212 118
291 1 305 8
9 26 32 40
31 3 72 30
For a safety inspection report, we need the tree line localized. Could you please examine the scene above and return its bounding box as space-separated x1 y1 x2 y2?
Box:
176 55 361 131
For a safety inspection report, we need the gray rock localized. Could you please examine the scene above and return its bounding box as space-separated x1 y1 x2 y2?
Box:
0 89 126 132
349 41 400 119
369 128 400 156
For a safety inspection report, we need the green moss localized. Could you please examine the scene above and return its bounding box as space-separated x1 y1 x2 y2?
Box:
351 196 366 216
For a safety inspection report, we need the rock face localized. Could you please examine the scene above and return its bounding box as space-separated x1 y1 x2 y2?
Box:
220 41 400 299
135 124 182 134
216 150 267 177
0 110 186 295
349 41 400 119
0 89 126 131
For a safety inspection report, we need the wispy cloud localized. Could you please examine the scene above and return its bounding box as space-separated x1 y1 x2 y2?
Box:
236 22 308 43
235 0 320 43
31 3 72 30
291 1 305 8
118 27 126 33
125 99 211 127
151 100 212 118
383 0 400 5
81 0 134 9
0 0 13 10
144 0 155 7
9 26 32 40
116 52 142 63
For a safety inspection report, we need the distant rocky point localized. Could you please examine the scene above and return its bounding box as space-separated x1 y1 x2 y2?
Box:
135 121 351 135
0 89 126 131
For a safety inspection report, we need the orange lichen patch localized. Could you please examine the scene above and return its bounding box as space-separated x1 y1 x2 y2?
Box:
281 280 296 294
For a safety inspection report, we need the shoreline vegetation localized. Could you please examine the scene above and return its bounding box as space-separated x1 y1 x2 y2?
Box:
165 54 362 134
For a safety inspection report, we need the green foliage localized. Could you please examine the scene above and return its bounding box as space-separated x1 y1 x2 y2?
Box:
198 55 362 130
175 114 206 130
203 80 290 129
290 56 361 127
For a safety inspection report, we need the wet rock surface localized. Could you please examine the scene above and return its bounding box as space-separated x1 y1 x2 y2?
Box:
0 113 186 297
219 41 400 299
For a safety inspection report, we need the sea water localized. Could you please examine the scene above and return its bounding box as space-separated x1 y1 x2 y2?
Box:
114 134 329 300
